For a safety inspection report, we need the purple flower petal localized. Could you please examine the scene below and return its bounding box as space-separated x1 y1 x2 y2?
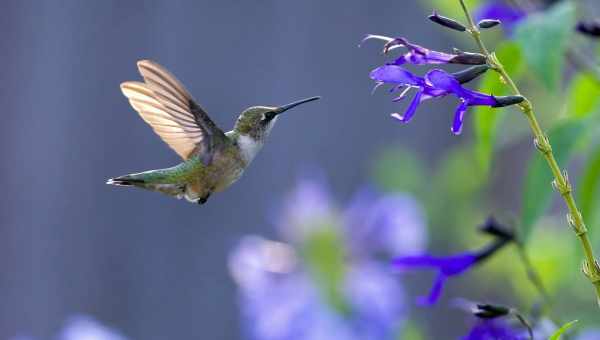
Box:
452 100 469 135
370 65 423 86
393 253 477 274
417 273 446 306
425 69 463 94
393 252 478 304
371 67 499 135
464 319 527 340
393 89 423 123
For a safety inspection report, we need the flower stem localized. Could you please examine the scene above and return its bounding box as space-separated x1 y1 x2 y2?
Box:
458 0 600 305
515 243 550 306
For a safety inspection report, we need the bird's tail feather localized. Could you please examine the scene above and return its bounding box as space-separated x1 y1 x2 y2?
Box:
106 170 185 198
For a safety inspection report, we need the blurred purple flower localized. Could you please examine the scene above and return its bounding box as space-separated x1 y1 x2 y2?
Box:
362 35 486 66
344 187 426 257
393 253 477 305
230 175 427 340
577 328 600 340
463 319 527 340
475 1 526 32
275 173 336 243
11 315 128 340
370 67 522 134
344 261 407 339
58 316 128 340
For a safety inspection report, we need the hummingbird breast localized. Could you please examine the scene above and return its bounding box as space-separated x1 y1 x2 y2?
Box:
185 144 247 201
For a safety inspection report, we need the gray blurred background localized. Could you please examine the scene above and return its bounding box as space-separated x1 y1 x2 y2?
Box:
0 1 458 338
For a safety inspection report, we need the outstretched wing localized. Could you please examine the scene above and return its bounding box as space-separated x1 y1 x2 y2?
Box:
120 60 226 162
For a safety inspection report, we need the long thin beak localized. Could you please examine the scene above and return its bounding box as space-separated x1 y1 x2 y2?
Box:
273 96 321 115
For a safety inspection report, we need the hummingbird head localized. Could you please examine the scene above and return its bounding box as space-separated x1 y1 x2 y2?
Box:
233 96 320 163
234 96 320 139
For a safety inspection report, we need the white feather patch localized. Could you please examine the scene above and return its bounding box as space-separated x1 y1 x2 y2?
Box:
238 134 263 163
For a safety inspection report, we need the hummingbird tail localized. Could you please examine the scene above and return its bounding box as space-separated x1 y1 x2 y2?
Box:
106 171 186 199
106 177 144 186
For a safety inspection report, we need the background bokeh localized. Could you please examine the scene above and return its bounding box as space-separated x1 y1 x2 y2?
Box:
2 0 600 339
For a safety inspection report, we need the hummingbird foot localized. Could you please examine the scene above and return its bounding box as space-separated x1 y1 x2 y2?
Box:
198 193 211 205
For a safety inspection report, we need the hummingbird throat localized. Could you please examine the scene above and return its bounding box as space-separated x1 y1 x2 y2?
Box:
237 134 264 163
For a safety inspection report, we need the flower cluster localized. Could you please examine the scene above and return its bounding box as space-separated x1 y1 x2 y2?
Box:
229 174 427 340
363 31 523 134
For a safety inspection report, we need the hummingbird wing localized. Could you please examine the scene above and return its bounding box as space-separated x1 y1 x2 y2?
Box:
120 60 226 162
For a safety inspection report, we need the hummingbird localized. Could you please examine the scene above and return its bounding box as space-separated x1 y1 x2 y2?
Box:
107 60 320 204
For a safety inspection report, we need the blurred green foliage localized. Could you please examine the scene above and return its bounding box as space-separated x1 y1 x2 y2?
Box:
550 320 578 340
568 73 600 118
302 224 349 314
515 1 576 90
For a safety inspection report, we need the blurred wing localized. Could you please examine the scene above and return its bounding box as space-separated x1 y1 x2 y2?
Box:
120 60 225 161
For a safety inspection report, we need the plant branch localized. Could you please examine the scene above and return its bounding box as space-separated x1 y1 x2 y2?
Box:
458 0 600 306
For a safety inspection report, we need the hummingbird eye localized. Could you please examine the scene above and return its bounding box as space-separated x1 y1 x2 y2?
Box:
262 111 276 123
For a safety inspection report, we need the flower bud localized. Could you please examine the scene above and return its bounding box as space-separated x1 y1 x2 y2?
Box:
452 65 490 84
478 19 501 29
428 11 467 32
492 95 525 108
577 20 600 38
473 304 510 319
450 52 488 65
478 216 514 241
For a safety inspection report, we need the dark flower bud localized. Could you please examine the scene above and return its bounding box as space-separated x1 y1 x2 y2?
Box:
493 95 525 108
473 304 511 319
450 52 488 65
428 11 467 32
478 216 514 241
478 19 502 29
576 20 600 38
452 65 490 84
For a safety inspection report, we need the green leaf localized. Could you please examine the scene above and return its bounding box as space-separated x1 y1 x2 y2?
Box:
549 320 578 340
568 73 600 118
303 227 348 313
578 144 600 233
473 42 524 174
521 119 585 242
515 1 576 90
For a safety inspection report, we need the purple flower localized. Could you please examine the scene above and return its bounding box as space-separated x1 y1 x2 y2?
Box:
58 316 128 340
229 237 407 340
475 1 526 32
577 328 600 340
274 172 336 244
230 175 426 340
11 315 129 340
344 261 407 338
393 252 478 305
463 319 528 340
362 35 486 66
393 233 511 305
344 187 426 258
370 66 523 134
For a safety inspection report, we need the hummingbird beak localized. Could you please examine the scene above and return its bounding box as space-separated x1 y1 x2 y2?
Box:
273 96 321 116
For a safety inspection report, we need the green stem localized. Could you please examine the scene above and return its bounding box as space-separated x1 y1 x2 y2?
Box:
516 243 550 306
458 0 600 305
